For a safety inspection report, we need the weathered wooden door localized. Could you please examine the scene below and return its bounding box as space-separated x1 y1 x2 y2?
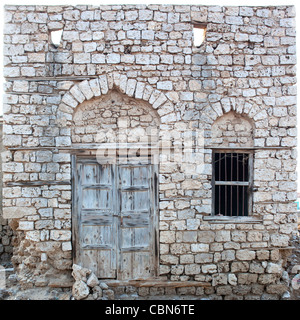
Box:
73 156 158 280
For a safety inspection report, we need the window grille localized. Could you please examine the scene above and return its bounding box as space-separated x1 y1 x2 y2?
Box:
212 151 253 217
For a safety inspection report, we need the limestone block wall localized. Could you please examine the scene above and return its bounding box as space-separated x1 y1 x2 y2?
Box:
72 90 160 144
0 117 14 264
2 4 298 299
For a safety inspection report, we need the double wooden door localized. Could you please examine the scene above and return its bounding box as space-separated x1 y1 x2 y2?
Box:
73 156 158 280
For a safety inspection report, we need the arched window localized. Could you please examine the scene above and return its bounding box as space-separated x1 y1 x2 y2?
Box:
211 112 254 217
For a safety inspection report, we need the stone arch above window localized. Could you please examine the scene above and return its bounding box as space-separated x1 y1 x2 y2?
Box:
210 111 254 148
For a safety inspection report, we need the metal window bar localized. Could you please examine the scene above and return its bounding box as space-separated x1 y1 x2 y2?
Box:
214 152 250 217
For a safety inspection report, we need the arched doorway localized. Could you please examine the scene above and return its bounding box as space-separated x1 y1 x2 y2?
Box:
71 88 160 280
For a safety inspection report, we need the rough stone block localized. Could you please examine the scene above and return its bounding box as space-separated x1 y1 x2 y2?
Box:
74 53 91 64
3 207 37 219
78 80 94 100
50 230 72 241
28 53 45 63
236 250 256 261
125 79 137 97
99 75 108 94
70 85 86 103
106 53 121 64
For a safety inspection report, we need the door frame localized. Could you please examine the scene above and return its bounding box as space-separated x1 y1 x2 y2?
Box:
71 152 159 280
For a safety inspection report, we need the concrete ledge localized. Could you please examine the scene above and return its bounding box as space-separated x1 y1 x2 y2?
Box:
203 216 263 223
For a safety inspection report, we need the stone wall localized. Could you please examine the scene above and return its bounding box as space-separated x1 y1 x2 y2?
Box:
72 90 160 144
2 4 298 299
211 111 254 147
0 116 14 265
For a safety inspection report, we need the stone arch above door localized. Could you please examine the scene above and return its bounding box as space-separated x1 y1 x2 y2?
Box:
71 89 161 145
56 73 175 147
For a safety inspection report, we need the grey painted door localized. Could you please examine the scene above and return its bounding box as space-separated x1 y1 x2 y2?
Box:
73 156 158 280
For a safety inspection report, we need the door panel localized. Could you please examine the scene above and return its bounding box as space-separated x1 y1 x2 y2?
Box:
81 225 113 247
82 188 112 209
120 190 149 212
120 252 153 280
119 165 150 187
121 226 150 248
81 249 116 279
74 157 157 280
75 160 117 279
82 162 112 185
118 164 154 280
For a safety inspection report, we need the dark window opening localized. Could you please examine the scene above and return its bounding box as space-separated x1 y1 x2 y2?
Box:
213 152 252 217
